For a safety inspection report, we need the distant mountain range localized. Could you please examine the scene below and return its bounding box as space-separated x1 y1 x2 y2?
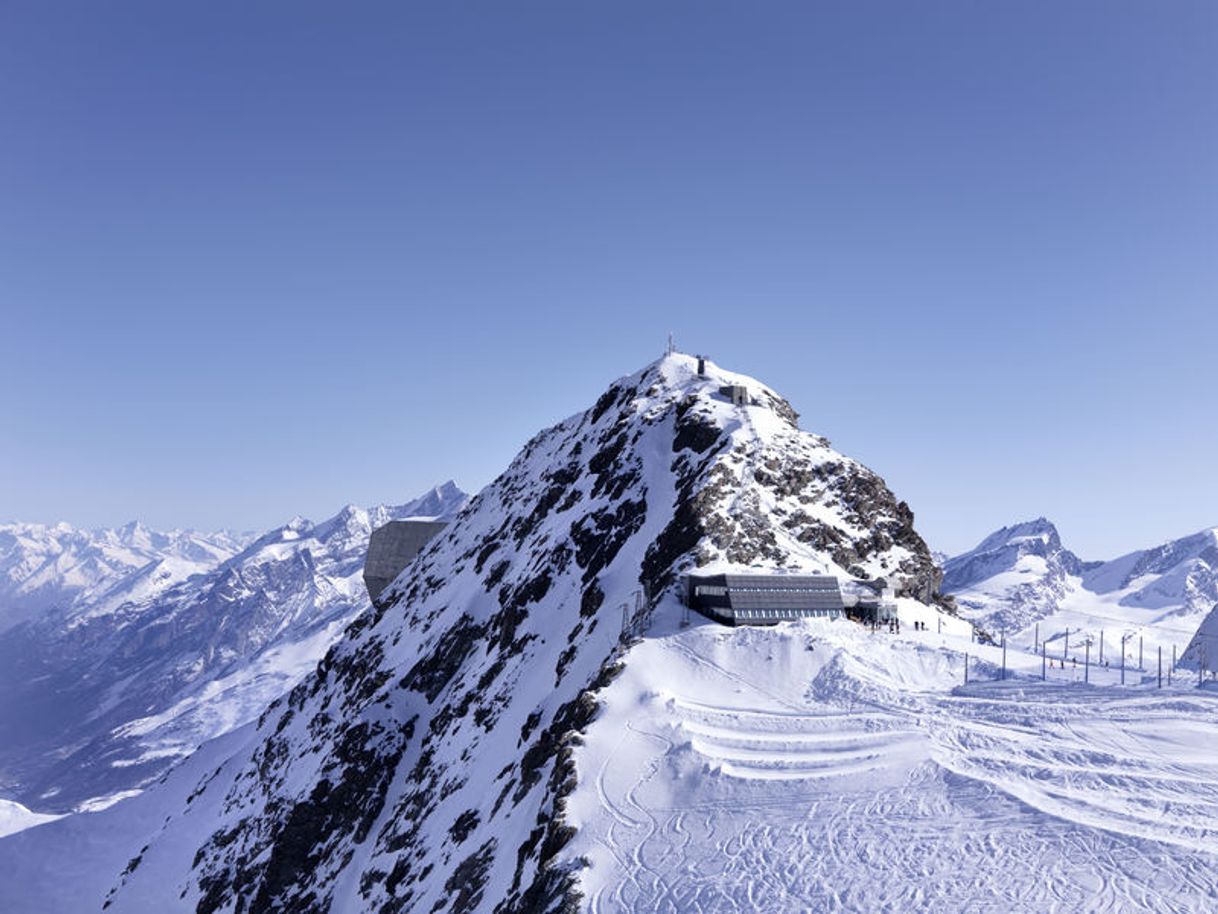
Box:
0 482 467 813
0 520 249 634
941 518 1218 657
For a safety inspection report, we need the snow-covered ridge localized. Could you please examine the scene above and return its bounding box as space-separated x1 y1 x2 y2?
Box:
0 482 468 813
83 352 946 913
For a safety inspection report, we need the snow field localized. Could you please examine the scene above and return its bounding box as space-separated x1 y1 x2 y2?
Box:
0 799 61 840
566 608 1218 913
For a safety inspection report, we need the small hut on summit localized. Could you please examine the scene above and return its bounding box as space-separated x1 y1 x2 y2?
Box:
718 384 750 406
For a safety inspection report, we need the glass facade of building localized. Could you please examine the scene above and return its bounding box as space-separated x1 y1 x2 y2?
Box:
686 573 845 626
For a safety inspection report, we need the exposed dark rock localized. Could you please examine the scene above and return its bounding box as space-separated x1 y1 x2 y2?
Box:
672 396 722 454
400 615 486 702
571 499 647 585
437 840 496 914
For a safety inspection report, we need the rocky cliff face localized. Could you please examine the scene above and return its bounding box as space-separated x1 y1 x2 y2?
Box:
100 354 944 913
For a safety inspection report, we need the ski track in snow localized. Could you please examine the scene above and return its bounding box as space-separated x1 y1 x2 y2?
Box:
570 620 1218 914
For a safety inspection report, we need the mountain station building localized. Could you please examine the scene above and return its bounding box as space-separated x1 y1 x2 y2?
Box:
686 572 846 625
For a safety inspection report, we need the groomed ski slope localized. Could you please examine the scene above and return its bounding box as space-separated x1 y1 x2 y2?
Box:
565 603 1218 914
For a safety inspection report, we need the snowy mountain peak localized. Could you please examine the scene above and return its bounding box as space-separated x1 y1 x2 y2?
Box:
0 520 250 633
1077 525 1218 621
941 518 1085 632
97 353 944 913
968 517 1062 555
0 484 470 813
1085 526 1218 595
943 515 1218 645
116 519 150 543
395 478 468 521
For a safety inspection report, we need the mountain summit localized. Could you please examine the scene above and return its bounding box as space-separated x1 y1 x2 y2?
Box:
84 353 944 913
941 518 1088 632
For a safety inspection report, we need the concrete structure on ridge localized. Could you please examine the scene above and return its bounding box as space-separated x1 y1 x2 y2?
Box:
719 384 750 406
363 520 448 604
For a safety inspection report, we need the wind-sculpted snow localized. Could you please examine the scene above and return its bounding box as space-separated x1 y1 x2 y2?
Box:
93 353 944 913
566 614 1218 913
0 484 466 812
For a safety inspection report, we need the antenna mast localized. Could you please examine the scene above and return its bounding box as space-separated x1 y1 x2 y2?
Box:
666 332 676 356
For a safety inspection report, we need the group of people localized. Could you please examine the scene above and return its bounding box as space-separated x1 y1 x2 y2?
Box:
872 618 936 634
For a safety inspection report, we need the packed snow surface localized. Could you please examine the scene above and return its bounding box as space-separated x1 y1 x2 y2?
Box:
0 799 60 839
567 606 1218 913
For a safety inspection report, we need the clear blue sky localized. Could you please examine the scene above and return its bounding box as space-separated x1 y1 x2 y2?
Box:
2 1 1215 559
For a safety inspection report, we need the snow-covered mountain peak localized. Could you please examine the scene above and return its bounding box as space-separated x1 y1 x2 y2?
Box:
1084 526 1218 595
97 352 944 913
0 520 249 633
941 518 1085 633
970 517 1062 554
313 505 373 543
942 514 1218 652
281 516 311 537
115 519 151 546
411 479 467 513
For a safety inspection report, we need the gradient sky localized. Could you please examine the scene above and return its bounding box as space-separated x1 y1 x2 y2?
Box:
2 1 1215 559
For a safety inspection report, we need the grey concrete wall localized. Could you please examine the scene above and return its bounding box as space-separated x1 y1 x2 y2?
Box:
363 520 448 603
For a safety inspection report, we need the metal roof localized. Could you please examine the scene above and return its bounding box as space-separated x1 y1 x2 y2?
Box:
687 573 846 615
